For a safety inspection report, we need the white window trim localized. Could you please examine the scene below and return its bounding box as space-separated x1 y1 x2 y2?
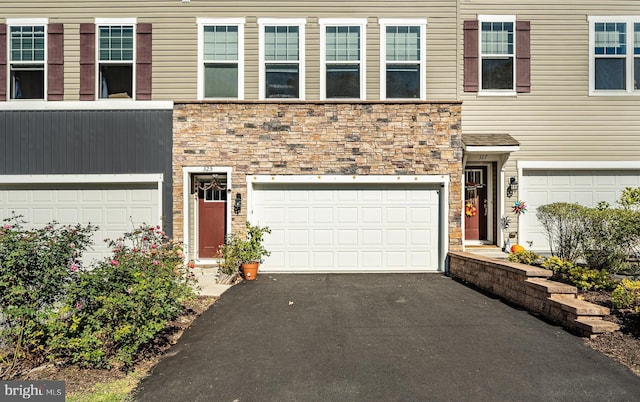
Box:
95 18 137 101
477 14 516 96
588 16 640 96
6 18 49 101
258 18 306 100
319 18 367 100
379 18 427 100
196 18 245 100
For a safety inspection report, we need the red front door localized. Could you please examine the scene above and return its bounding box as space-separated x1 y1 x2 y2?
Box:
197 176 227 259
464 167 488 241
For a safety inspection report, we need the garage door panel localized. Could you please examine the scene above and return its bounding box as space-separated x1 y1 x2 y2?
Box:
521 170 640 253
0 183 158 262
254 183 440 272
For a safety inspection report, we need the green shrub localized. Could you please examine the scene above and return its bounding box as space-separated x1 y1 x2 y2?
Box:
536 202 584 262
580 207 640 274
612 278 640 311
507 250 540 265
0 215 96 364
541 256 575 274
49 225 197 369
565 266 613 291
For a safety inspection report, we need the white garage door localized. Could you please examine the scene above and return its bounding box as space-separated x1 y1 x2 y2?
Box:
0 182 159 262
520 169 640 252
252 183 441 272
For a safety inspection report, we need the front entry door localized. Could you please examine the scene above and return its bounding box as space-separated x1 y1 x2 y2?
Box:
464 167 488 241
196 175 227 259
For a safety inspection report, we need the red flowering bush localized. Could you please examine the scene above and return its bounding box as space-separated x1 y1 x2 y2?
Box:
49 225 197 369
0 215 96 371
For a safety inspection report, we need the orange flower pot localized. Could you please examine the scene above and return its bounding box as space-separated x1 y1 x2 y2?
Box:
241 262 259 281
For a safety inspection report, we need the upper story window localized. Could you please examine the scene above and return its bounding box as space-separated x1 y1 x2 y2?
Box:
80 19 151 101
589 16 640 95
480 16 515 92
463 16 530 95
319 19 366 100
97 19 135 99
258 18 306 100
197 18 245 99
379 18 427 100
7 19 47 99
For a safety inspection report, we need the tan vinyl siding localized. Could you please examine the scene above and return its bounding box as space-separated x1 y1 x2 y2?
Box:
0 0 457 101
459 1 640 162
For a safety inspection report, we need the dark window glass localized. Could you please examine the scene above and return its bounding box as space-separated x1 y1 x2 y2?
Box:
481 58 514 90
326 64 359 98
595 58 625 90
265 63 299 98
10 66 44 99
99 65 133 98
386 64 420 98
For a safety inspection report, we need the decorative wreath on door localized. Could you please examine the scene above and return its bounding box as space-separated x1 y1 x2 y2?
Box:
465 201 477 217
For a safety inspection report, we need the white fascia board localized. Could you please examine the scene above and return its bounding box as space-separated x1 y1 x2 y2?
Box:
518 161 640 170
95 18 137 25
0 100 173 110
248 174 449 185
464 146 520 154
0 174 163 184
378 18 427 26
5 18 49 25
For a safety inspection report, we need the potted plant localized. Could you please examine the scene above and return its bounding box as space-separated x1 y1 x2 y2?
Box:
218 222 271 281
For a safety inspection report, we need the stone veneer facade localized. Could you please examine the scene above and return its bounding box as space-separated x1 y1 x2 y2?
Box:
173 101 464 253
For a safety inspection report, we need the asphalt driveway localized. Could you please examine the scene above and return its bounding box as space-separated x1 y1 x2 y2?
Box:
133 274 640 401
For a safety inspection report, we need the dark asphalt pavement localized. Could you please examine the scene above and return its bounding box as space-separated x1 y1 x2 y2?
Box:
132 274 640 401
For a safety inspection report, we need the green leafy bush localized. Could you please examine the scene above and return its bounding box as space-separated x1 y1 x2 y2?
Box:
541 256 575 274
0 215 96 364
612 278 640 311
507 250 540 265
565 266 613 291
536 202 584 262
48 225 197 369
580 207 640 274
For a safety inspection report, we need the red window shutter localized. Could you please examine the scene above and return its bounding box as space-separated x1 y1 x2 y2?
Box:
47 23 64 100
516 20 531 93
79 23 95 100
0 25 6 101
463 20 479 92
136 23 152 100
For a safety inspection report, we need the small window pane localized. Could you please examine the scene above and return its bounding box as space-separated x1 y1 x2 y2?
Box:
205 63 238 98
326 26 360 62
204 25 239 61
99 25 134 61
595 58 626 90
265 63 299 98
386 64 420 98
481 22 513 55
326 64 360 98
594 22 627 55
10 25 45 62
386 26 420 61
10 66 44 99
99 65 133 98
265 26 299 61
635 57 640 90
481 58 514 90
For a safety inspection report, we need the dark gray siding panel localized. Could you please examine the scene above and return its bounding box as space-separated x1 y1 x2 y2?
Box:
0 109 173 235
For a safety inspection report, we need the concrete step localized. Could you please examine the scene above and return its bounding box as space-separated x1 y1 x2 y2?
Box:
550 295 611 316
574 318 620 337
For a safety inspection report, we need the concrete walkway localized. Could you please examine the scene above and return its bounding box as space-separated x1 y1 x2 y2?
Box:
133 274 640 401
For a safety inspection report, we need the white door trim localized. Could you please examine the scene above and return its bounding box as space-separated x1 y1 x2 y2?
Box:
182 166 232 264
247 174 449 271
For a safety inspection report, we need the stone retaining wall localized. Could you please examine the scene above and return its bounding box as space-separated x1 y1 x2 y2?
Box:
448 252 619 337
